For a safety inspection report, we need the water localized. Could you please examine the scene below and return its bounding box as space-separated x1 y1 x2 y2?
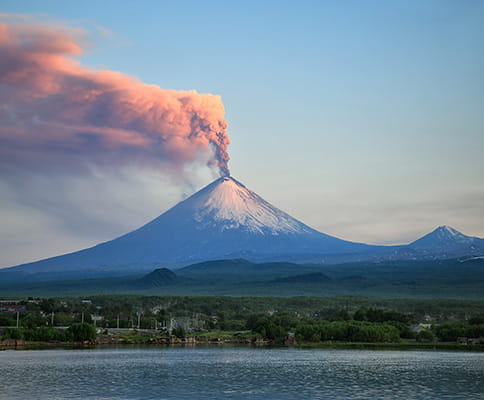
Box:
0 346 483 399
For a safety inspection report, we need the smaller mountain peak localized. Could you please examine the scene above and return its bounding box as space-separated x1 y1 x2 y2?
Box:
434 225 463 237
409 225 475 250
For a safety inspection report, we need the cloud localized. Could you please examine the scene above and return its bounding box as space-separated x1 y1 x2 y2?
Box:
0 15 232 266
0 17 230 177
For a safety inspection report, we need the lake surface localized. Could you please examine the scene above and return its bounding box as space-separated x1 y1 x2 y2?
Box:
1 346 483 399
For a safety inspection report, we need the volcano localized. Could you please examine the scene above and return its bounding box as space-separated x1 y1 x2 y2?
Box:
6 176 373 273
408 225 484 255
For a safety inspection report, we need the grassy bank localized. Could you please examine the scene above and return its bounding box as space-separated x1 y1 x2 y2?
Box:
297 341 484 351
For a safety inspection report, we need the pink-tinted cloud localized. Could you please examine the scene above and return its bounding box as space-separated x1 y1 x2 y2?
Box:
0 19 230 176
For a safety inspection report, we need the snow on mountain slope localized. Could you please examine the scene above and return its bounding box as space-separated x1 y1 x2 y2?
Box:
178 176 317 235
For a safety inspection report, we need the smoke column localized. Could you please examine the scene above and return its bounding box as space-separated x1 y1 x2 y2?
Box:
0 18 230 177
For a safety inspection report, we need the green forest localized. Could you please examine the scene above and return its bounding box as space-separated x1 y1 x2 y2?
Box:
1 295 483 346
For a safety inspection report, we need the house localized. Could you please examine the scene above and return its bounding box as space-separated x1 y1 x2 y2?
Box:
411 324 431 333
457 337 483 345
456 337 468 344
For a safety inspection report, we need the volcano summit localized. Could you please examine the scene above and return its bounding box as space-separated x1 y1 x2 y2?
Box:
7 176 372 274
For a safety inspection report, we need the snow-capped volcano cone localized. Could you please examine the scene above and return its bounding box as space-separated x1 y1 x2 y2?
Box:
110 175 362 261
167 176 319 235
8 176 371 272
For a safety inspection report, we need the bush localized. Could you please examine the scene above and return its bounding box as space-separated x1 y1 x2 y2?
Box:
2 327 68 341
246 315 286 342
65 323 96 342
172 326 185 338
2 327 24 340
22 327 66 341
296 321 401 343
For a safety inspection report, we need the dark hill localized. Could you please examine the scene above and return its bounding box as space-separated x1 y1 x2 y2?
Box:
271 272 332 284
178 259 254 274
176 259 320 283
137 268 178 288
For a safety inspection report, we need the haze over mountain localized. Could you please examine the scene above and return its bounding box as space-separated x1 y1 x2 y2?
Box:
4 176 372 274
2 177 484 277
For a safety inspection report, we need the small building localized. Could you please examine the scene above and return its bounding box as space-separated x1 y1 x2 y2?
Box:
284 332 297 346
411 324 431 333
0 304 26 313
91 315 104 326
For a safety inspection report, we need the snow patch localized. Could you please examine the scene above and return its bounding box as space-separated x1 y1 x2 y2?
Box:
460 256 484 262
188 176 315 235
439 225 461 238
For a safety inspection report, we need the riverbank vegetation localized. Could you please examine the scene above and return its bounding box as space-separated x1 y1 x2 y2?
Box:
1 295 483 347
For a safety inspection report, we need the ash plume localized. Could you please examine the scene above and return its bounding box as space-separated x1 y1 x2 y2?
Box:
0 18 230 177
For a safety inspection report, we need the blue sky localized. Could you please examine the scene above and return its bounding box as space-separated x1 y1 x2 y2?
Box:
1 1 483 266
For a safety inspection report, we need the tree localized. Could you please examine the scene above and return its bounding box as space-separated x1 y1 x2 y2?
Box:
468 315 484 325
21 313 45 329
353 309 367 321
329 309 351 321
416 330 435 342
0 314 15 327
40 298 56 313
433 322 465 342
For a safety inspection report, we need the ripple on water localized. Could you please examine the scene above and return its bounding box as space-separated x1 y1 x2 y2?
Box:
0 347 483 400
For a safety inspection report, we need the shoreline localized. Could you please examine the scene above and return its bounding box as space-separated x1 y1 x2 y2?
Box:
2 338 483 352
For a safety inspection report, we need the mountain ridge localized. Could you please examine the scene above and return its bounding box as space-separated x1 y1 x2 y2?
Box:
2 177 484 276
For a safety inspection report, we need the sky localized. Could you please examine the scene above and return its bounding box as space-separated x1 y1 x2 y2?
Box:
1 0 483 267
